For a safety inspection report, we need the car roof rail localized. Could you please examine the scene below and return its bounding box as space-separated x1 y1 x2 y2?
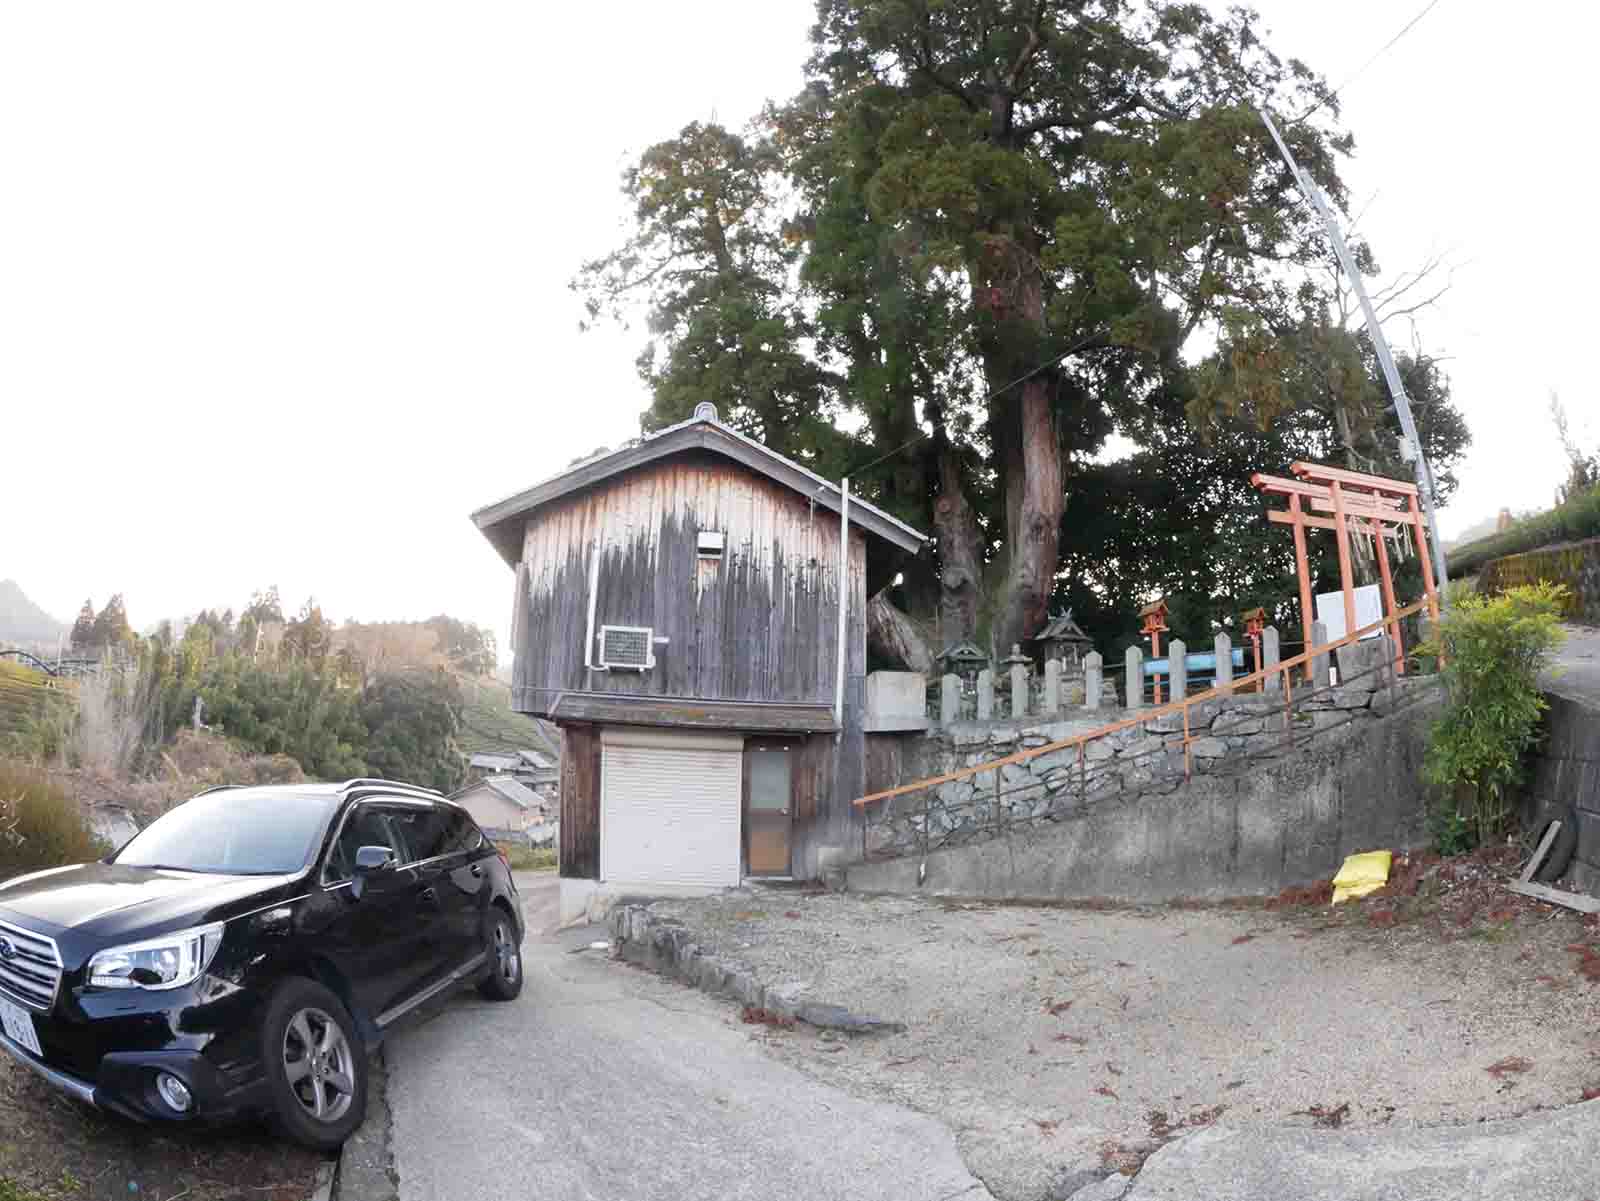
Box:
338 778 443 797
194 784 243 797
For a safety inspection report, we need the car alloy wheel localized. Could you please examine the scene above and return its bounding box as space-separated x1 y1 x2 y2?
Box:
493 919 520 987
282 1007 356 1124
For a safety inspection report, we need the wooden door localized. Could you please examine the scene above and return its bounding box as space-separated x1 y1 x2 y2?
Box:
744 740 793 877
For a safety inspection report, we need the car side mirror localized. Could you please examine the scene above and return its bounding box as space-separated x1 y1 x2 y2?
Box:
350 845 397 900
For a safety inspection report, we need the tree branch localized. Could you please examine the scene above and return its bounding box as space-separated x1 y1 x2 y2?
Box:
918 24 979 110
1013 93 1146 139
1004 0 1050 95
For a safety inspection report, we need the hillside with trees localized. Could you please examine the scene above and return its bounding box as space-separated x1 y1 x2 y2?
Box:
3 588 506 799
575 1 1470 661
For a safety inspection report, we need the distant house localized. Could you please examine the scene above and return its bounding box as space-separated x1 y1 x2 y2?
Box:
473 402 927 925
465 748 559 797
450 774 550 837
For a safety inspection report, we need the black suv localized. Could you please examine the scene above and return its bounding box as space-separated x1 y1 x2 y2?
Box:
0 779 524 1150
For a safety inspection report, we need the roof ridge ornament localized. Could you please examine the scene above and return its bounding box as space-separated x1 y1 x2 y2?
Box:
693 401 719 422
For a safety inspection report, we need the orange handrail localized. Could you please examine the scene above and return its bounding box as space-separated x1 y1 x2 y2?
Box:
852 597 1433 809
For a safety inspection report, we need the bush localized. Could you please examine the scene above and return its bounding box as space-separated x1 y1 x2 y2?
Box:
0 760 107 881
1418 583 1567 850
1449 483 1600 576
497 842 557 872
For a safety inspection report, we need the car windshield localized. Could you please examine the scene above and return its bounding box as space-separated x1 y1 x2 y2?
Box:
114 791 338 875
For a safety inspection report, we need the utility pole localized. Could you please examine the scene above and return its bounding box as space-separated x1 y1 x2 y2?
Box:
1257 107 1451 604
834 478 850 739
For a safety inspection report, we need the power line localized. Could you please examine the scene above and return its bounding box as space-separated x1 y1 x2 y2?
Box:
1293 0 1445 126
846 330 1108 478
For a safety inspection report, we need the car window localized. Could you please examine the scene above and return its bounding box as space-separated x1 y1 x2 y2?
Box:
442 809 483 855
323 805 408 884
385 805 453 863
115 791 338 875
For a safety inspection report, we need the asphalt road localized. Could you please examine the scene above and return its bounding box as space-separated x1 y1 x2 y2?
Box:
1549 622 1600 705
382 874 994 1201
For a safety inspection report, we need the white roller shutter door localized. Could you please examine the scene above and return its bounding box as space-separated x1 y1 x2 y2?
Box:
600 728 743 888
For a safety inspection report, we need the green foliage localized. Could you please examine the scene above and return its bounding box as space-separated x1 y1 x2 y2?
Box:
1450 483 1600 577
360 670 464 793
1419 583 1568 850
0 1178 49 1201
1427 803 1475 859
572 122 849 468
198 656 368 781
498 842 556 872
574 1 1474 658
0 761 106 880
0 662 74 761
88 593 134 654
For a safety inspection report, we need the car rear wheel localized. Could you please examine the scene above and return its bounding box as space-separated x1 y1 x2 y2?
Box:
262 978 368 1150
478 909 522 1001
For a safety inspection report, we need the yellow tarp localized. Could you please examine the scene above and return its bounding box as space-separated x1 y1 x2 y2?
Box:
1331 850 1392 904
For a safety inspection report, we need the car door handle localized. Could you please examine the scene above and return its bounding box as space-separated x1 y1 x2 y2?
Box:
419 886 439 906
469 864 484 878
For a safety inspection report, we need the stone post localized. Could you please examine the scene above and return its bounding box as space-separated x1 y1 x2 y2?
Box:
1125 645 1143 709
1262 626 1281 692
1310 621 1330 690
940 674 960 724
1043 659 1061 715
1167 638 1187 702
1011 662 1028 719
977 669 994 720
1084 651 1103 711
1214 632 1232 695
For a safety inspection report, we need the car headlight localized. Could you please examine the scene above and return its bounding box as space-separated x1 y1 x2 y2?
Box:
86 923 225 990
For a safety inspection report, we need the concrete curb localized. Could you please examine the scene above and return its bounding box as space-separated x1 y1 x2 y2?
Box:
307 1160 337 1201
332 1048 399 1201
609 903 907 1034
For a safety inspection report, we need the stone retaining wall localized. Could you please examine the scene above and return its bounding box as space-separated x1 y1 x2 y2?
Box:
851 650 1444 903
1480 536 1600 623
867 643 1436 861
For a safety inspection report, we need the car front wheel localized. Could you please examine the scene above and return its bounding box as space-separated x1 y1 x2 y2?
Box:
262 978 368 1150
478 908 522 1001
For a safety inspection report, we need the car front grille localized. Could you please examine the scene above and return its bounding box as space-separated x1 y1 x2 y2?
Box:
0 918 62 1012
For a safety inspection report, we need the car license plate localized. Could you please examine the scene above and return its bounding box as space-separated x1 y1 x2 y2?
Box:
0 994 42 1058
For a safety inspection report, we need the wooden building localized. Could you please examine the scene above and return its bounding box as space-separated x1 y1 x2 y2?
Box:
472 402 926 924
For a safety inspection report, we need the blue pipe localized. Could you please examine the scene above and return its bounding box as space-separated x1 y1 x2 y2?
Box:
1144 648 1246 678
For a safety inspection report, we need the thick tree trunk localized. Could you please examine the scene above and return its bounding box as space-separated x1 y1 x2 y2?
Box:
995 378 1062 652
980 237 1064 655
932 446 982 650
866 588 937 673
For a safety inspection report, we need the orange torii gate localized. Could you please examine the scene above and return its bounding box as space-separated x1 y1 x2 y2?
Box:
1250 462 1441 677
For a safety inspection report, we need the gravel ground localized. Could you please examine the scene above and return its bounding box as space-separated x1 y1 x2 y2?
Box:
651 863 1600 1201
0 1052 324 1201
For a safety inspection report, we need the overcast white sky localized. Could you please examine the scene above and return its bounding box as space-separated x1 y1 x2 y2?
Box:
3 2 1593 651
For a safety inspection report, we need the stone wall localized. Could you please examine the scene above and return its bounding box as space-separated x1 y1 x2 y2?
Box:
1527 690 1600 892
1480 537 1600 623
850 661 1443 903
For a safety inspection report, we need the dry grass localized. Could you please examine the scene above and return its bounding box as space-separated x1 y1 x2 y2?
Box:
0 761 105 880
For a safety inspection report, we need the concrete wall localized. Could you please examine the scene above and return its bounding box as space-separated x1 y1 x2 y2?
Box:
847 679 1442 903
1527 690 1600 892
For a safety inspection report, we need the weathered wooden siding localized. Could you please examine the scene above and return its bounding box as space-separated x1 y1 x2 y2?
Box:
558 723 601 880
514 453 868 712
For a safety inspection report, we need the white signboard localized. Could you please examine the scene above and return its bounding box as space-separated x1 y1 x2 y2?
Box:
1315 583 1384 642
